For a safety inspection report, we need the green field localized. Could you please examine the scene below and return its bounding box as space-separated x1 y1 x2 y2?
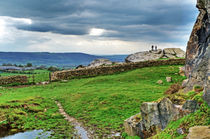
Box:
0 65 186 138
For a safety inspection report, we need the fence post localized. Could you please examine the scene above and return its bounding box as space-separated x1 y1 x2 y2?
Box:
49 72 51 82
32 74 35 84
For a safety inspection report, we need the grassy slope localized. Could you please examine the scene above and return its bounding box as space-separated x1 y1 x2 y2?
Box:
0 65 185 137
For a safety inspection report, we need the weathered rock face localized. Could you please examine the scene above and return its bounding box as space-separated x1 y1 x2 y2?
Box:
203 72 210 105
125 48 185 63
163 48 185 58
140 102 161 131
182 100 199 113
124 113 142 136
184 0 210 105
88 59 113 67
158 98 180 129
124 98 194 138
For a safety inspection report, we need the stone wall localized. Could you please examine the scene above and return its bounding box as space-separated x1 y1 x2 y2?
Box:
184 0 210 105
0 75 28 86
51 59 185 81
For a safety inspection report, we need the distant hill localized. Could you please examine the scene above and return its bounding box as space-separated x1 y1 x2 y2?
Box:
0 52 127 68
102 55 128 63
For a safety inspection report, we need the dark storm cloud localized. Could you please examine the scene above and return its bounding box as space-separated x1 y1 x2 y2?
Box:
0 0 198 42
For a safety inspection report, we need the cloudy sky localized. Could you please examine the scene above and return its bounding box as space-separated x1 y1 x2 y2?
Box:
0 0 198 55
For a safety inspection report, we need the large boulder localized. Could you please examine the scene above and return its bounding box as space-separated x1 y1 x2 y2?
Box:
182 100 199 113
88 59 113 67
163 48 185 58
187 126 210 139
184 0 210 105
125 48 185 63
158 98 180 129
124 113 142 136
140 102 161 130
125 98 185 138
125 51 163 63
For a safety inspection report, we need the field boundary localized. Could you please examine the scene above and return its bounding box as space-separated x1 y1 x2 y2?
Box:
0 75 28 86
51 59 185 81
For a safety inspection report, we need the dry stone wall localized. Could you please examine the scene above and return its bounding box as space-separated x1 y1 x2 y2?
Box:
0 75 28 86
51 59 185 81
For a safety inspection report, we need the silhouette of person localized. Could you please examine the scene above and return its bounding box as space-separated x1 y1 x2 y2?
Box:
151 45 154 51
155 46 157 51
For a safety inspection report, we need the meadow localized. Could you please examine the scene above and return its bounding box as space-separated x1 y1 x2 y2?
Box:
0 65 185 138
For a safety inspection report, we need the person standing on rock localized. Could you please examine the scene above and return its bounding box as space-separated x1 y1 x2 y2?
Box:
151 45 154 51
155 46 157 51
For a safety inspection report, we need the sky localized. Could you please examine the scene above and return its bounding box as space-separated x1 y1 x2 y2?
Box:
0 0 198 55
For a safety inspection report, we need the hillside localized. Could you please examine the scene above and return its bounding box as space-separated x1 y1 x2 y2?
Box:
0 65 185 138
0 52 127 68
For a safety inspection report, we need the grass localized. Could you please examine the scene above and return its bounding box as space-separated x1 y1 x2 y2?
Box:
0 65 185 138
0 97 74 138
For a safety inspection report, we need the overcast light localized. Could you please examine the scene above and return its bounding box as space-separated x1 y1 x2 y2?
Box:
0 0 198 54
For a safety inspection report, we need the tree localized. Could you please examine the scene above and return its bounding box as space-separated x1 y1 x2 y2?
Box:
26 63 33 67
48 66 59 72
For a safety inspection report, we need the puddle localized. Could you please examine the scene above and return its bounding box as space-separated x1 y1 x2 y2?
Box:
0 130 51 139
75 125 89 139
107 132 121 138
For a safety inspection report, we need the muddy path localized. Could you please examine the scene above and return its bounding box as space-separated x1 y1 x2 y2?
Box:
55 101 94 139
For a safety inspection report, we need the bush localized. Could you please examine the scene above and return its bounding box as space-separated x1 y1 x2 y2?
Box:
26 63 33 67
48 66 59 72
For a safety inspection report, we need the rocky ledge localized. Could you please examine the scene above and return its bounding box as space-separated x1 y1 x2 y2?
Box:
124 98 199 138
125 48 185 63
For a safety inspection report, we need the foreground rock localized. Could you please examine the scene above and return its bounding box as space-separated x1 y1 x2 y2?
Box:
124 98 197 138
125 48 185 63
184 0 210 106
88 59 113 67
187 126 210 139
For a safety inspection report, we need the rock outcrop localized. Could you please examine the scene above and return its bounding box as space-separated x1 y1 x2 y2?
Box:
125 48 185 63
124 98 195 138
163 48 185 58
88 59 113 67
184 0 210 105
125 51 162 63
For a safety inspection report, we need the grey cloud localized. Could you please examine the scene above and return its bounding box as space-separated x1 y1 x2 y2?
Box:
0 0 198 43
